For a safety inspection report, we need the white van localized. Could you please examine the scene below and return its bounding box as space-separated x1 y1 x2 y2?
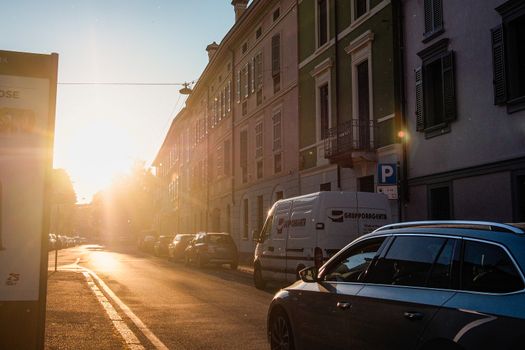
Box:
253 191 391 289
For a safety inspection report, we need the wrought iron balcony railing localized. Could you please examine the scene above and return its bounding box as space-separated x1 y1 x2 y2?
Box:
324 119 376 160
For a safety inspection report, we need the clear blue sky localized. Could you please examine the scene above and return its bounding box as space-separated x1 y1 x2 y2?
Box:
1 0 240 202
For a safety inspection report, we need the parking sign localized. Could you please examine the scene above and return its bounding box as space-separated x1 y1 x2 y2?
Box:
378 163 397 185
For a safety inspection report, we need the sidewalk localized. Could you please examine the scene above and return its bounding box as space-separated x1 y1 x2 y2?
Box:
45 271 126 350
44 264 253 350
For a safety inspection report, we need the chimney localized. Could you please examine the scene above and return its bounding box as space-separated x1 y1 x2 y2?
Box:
206 41 219 61
231 0 248 22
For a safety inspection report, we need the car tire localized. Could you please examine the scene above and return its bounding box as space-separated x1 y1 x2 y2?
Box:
254 264 266 290
269 309 294 350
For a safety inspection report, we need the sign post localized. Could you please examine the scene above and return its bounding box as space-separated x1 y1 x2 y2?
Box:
0 50 58 349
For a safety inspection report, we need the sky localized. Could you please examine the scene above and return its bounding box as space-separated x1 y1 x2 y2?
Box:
1 0 238 203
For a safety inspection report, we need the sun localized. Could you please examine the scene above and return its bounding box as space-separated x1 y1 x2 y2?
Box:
57 118 135 202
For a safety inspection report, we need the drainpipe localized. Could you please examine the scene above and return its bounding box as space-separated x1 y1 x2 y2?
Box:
334 0 341 190
393 0 408 220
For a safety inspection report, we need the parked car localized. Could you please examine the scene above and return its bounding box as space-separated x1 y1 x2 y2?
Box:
253 191 391 289
153 235 173 257
168 234 195 261
267 221 525 350
48 234 57 251
184 232 238 270
139 235 156 252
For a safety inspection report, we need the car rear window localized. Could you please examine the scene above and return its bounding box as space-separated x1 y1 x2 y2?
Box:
461 240 524 293
207 235 233 245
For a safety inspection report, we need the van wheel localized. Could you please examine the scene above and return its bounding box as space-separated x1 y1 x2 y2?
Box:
254 264 266 290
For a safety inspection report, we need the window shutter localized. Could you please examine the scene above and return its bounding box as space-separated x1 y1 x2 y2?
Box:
236 70 241 103
442 51 456 122
251 56 256 93
491 25 507 105
415 67 425 131
257 53 264 90
424 0 433 34
433 0 443 30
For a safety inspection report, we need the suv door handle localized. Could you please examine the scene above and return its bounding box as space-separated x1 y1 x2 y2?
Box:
403 311 424 320
336 302 351 310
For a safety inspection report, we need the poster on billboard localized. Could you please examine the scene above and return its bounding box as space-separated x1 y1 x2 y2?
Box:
0 50 57 349
0 75 51 300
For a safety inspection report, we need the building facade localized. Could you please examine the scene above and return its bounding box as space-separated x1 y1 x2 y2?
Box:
403 0 525 222
153 0 300 260
297 0 402 220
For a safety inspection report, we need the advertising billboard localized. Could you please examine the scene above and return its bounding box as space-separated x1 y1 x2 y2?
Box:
0 50 58 349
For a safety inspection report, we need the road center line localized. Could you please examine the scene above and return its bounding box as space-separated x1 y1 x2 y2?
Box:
82 267 170 350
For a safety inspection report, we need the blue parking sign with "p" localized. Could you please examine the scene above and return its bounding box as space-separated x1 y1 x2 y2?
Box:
378 164 397 185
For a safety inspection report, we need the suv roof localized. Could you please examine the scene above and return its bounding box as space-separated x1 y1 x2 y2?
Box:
374 221 524 234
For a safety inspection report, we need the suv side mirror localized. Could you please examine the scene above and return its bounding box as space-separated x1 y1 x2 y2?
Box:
299 266 318 283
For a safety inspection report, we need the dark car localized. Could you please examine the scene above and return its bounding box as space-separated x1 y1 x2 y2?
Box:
153 235 174 257
267 221 525 350
139 235 156 253
167 234 195 261
184 232 238 270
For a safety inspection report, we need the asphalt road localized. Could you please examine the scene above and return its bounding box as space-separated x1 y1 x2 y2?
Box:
49 244 276 350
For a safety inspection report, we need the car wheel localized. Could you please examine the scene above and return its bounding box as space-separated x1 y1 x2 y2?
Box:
254 264 266 290
270 309 294 350
230 261 238 270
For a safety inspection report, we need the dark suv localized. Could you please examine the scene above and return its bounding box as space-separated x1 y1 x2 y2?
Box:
184 232 238 270
267 221 525 350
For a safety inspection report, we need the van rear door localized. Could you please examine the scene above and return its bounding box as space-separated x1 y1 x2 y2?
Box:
356 192 391 234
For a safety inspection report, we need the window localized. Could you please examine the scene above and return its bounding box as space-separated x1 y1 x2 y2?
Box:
416 39 456 134
271 34 280 77
240 130 248 183
423 0 444 41
224 140 231 176
274 153 282 174
429 184 452 219
257 195 264 233
320 182 331 191
356 60 370 149
515 173 525 222
243 63 249 99
273 8 280 22
493 0 525 112
242 198 249 239
258 213 273 243
255 121 263 159
256 27 262 39
273 75 281 93
354 0 368 20
257 89 263 106
257 160 263 179
242 42 247 54
317 0 328 47
366 236 453 288
272 110 282 151
275 191 284 202
461 240 524 293
242 101 247 116
319 83 330 139
323 237 386 283
254 52 263 91
358 175 374 192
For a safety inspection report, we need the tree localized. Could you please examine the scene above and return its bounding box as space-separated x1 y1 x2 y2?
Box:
49 168 77 235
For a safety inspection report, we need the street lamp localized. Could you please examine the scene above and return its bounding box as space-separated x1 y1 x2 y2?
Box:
179 82 193 95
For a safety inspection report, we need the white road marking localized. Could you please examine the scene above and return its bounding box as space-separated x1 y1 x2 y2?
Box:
82 267 170 350
82 271 145 350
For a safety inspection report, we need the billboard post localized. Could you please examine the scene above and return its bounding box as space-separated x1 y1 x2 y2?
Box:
0 50 58 349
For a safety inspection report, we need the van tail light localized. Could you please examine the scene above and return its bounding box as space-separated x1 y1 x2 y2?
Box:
314 247 323 269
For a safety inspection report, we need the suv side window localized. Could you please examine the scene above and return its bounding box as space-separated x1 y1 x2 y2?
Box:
322 237 387 283
366 236 455 288
461 240 524 294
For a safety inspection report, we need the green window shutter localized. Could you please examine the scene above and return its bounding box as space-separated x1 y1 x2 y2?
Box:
272 34 280 76
491 25 507 105
433 0 443 30
236 70 241 103
424 0 433 34
415 67 425 131
442 51 456 122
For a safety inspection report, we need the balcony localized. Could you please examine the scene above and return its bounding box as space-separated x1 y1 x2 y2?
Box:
324 119 376 167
